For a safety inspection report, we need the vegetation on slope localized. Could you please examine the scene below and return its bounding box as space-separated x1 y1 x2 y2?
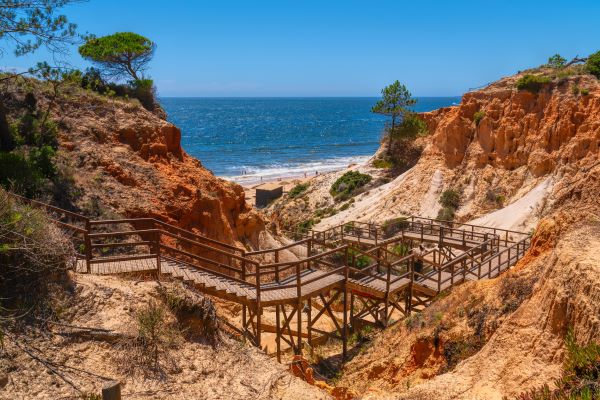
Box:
0 189 74 326
330 171 372 201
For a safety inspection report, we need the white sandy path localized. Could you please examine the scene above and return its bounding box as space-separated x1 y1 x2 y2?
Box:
468 177 553 232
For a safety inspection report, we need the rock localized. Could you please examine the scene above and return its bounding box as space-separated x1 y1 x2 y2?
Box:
0 373 8 389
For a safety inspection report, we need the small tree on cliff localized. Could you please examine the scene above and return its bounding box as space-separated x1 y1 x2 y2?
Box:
547 53 566 69
372 81 416 155
78 32 155 81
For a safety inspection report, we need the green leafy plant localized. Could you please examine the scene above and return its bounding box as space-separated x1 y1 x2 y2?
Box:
440 189 460 209
372 158 394 169
382 217 409 238
581 88 590 96
288 183 309 198
586 50 600 78
515 74 551 93
547 53 567 69
509 332 600 399
392 113 428 140
330 171 372 201
473 110 485 126
296 218 315 235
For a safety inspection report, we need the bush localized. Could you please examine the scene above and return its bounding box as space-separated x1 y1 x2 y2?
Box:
547 54 566 69
382 217 409 238
586 50 600 78
391 113 428 140
440 189 460 209
159 283 219 345
330 171 372 200
296 218 315 235
372 158 394 169
129 79 158 111
473 110 485 126
437 206 455 221
515 74 551 93
511 332 600 399
288 183 309 198
581 88 590 96
0 190 74 318
347 248 372 269
485 189 504 206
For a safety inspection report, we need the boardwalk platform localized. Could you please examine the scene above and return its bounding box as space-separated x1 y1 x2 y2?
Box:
11 192 530 362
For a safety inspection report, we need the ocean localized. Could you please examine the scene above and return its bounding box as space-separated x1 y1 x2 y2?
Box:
160 97 460 185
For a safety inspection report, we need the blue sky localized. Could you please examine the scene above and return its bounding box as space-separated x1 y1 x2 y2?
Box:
1 0 598 97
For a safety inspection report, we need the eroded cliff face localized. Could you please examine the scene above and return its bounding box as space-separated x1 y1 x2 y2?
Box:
277 71 600 234
330 73 600 399
7 80 264 245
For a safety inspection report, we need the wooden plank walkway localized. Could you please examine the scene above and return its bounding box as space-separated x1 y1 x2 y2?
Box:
10 192 530 362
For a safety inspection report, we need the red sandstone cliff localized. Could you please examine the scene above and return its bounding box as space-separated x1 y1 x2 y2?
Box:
4 78 264 246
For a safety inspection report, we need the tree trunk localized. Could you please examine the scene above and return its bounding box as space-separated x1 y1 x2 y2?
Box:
0 99 15 152
387 115 396 156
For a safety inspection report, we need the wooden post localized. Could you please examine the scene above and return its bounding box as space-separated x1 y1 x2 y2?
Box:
350 292 355 326
275 305 281 363
242 255 247 338
342 249 349 361
155 229 161 279
102 381 121 400
307 299 313 357
84 219 92 273
256 263 262 348
296 261 302 355
274 250 280 282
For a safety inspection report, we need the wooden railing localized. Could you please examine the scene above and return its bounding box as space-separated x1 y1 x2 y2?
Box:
7 191 531 309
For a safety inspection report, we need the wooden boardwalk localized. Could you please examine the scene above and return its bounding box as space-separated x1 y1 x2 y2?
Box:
12 192 530 362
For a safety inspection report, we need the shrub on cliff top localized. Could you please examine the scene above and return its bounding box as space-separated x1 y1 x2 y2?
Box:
586 50 600 78
330 171 372 201
515 74 551 93
391 113 428 140
547 53 567 69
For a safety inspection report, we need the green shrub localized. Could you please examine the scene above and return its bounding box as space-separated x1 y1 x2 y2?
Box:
571 85 580 95
515 74 551 93
0 190 74 317
392 242 410 257
440 189 460 209
0 152 45 196
330 171 372 200
473 110 485 126
437 206 455 221
129 79 158 111
288 183 309 198
296 219 315 235
347 248 372 269
581 88 590 96
586 50 600 78
314 207 336 218
391 113 428 139
485 189 504 206
510 332 600 399
372 158 394 169
547 54 566 69
382 217 409 238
